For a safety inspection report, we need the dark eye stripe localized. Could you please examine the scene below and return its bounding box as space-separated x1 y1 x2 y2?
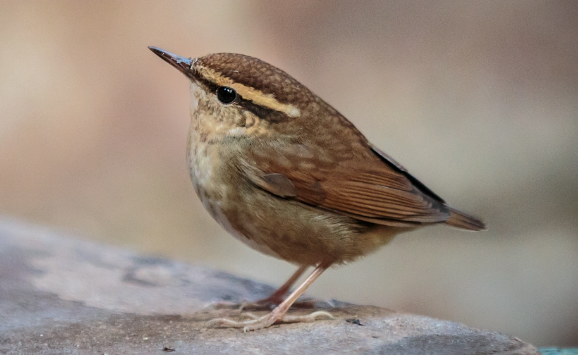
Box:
196 76 288 123
238 98 287 123
197 76 220 95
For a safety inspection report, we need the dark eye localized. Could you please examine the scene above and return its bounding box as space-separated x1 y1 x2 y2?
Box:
217 86 237 104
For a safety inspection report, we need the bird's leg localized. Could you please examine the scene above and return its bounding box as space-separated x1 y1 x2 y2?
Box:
240 265 308 310
257 265 308 305
209 264 335 331
205 265 308 310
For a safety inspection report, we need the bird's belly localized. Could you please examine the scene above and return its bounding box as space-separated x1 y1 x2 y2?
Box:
200 181 399 266
199 192 283 259
188 141 282 259
188 141 399 266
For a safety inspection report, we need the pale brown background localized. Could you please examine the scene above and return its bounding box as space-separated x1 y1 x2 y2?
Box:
1 0 577 346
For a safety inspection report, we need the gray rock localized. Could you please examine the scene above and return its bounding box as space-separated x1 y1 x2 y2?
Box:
0 218 538 354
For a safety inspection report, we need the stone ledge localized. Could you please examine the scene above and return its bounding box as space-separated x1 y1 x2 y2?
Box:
0 218 539 354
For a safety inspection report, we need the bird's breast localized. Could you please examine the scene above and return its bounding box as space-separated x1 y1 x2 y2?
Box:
187 127 283 258
186 128 229 226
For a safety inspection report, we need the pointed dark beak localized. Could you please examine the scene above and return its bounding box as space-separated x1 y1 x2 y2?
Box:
148 46 193 77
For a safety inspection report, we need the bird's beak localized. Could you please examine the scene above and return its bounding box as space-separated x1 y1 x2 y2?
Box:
148 46 193 78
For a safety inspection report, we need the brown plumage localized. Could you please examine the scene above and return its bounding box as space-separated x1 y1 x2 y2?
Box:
149 47 486 331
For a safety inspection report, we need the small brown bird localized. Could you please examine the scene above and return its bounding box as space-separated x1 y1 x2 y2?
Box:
149 46 485 331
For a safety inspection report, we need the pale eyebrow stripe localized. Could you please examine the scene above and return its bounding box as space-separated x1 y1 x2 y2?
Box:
198 66 301 118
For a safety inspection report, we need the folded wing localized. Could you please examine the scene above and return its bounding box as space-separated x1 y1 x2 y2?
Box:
239 141 452 227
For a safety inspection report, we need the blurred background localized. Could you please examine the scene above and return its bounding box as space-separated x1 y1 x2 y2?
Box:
1 0 577 346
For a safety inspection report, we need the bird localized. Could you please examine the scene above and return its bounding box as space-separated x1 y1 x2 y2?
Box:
148 46 486 331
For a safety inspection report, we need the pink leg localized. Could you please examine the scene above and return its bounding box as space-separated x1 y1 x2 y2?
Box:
209 264 335 331
205 265 308 310
246 265 308 308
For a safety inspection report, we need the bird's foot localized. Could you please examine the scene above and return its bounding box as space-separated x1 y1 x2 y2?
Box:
202 299 282 311
237 294 285 311
239 297 321 311
204 297 325 311
208 310 335 332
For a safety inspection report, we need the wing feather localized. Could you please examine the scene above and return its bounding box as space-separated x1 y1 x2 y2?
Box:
239 141 451 226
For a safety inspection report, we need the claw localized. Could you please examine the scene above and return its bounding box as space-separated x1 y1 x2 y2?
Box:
240 312 259 320
282 311 335 323
207 317 245 327
207 310 335 331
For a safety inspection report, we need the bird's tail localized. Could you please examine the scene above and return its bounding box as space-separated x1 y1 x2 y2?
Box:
445 207 486 231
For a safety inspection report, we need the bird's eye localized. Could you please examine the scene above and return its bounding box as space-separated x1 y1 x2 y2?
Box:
216 86 237 104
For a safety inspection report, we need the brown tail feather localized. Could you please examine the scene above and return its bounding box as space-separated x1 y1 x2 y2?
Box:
445 207 486 231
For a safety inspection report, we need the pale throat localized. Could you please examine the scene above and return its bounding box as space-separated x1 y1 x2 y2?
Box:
188 82 267 143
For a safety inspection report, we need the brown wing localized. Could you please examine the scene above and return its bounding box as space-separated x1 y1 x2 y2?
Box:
239 141 451 227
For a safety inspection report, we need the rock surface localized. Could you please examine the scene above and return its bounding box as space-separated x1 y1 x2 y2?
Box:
0 218 539 355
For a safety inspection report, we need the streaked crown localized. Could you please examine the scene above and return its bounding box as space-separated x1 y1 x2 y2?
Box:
191 53 312 119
